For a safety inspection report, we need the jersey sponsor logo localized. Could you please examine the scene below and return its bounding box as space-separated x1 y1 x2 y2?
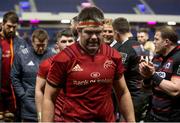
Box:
156 71 166 78
27 61 35 66
104 60 113 69
72 64 83 71
90 72 101 78
22 48 29 54
73 78 112 86
177 65 180 75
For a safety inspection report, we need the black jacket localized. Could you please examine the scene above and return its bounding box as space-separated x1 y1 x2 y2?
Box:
113 38 147 96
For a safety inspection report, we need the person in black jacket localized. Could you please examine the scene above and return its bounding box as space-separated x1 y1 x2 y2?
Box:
10 29 55 122
112 17 151 122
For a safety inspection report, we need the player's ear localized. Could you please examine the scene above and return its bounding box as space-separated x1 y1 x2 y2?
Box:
165 38 173 46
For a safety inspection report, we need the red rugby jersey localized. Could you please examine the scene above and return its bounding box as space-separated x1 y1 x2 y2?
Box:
47 42 124 122
0 38 16 112
37 55 55 79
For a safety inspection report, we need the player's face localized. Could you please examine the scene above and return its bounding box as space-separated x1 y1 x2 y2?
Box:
137 32 148 45
154 31 166 55
2 20 18 39
80 27 103 55
103 25 114 45
57 36 75 51
32 38 48 55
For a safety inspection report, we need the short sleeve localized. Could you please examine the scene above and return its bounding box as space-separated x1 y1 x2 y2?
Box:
114 56 125 80
37 60 50 79
47 60 67 87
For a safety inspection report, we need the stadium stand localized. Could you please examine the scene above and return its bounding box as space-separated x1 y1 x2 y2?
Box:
0 0 179 44
145 0 180 15
95 0 141 13
35 0 85 13
0 0 18 12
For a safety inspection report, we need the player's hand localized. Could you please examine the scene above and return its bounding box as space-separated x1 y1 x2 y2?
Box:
139 58 155 78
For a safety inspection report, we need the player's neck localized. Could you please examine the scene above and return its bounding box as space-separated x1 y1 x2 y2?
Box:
163 44 177 56
120 32 132 43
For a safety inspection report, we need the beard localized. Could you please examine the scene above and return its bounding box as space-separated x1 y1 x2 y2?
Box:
155 46 166 55
3 29 15 39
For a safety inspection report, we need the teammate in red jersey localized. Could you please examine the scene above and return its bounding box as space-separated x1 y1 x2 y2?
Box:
42 6 135 122
35 29 75 121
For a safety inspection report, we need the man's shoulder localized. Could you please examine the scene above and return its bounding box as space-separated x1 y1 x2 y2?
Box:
39 57 53 71
14 36 28 49
46 47 57 56
14 36 26 44
53 43 78 62
113 38 140 50
171 45 180 61
126 39 145 56
15 47 32 60
126 38 140 47
13 47 31 63
116 38 142 55
101 43 121 59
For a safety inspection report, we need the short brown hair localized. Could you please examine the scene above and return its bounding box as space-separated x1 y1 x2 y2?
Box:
137 28 149 34
156 26 178 44
112 17 130 34
78 6 104 22
3 11 19 24
32 29 49 42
